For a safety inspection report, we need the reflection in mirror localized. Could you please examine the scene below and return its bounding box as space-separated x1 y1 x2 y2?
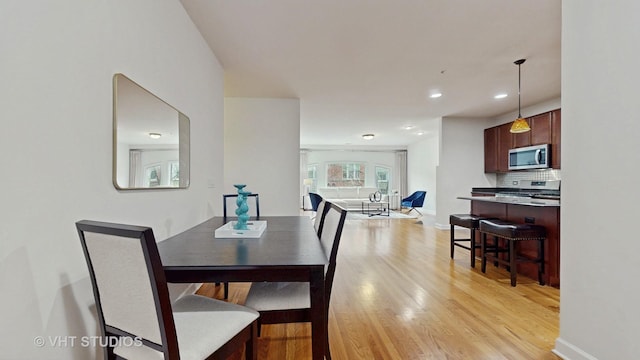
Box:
113 74 190 189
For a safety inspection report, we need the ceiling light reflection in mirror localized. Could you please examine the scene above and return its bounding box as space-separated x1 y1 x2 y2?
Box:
113 74 190 190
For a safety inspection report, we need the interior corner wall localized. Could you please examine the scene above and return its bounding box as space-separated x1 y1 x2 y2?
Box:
224 97 301 216
491 97 562 127
435 117 495 229
0 1 224 358
407 135 438 215
554 1 640 359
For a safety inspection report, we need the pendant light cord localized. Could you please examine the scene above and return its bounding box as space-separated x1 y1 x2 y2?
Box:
514 59 526 118
518 62 522 118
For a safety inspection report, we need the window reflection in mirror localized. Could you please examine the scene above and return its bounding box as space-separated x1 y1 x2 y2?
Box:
113 74 190 189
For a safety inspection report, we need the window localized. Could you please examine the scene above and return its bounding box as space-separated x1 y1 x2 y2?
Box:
144 164 162 187
327 162 365 187
169 161 180 187
375 166 390 194
307 164 318 193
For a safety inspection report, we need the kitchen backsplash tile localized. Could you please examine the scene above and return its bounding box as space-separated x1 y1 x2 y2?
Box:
497 170 561 188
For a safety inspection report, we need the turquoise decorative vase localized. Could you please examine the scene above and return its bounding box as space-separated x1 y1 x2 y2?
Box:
233 184 251 230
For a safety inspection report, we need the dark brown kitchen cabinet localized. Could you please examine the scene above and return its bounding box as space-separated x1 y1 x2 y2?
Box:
513 111 552 147
497 123 512 172
483 108 561 173
530 112 552 145
470 200 560 287
484 122 517 173
484 127 498 173
551 109 561 169
512 123 531 148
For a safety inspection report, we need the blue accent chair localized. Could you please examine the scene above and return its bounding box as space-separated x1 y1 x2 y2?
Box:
401 191 426 215
309 192 323 212
308 192 323 219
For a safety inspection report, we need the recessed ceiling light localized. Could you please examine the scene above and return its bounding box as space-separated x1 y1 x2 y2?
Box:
494 93 508 99
416 131 425 136
403 125 414 130
430 93 442 99
149 132 162 139
362 134 375 140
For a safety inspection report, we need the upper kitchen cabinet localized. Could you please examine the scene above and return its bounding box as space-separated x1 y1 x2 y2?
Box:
484 127 498 173
484 122 513 173
551 109 561 169
513 111 553 147
497 122 513 172
530 112 552 145
484 109 561 173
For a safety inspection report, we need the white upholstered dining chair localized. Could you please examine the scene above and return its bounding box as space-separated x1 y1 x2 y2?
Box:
313 199 329 236
76 220 259 360
243 202 347 359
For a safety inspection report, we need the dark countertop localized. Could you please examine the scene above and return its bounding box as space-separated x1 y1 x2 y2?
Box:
458 196 560 207
471 187 560 200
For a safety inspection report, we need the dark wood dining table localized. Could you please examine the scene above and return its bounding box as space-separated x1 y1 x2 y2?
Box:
157 216 328 360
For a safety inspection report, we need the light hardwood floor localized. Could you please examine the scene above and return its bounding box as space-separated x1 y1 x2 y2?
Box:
197 213 560 359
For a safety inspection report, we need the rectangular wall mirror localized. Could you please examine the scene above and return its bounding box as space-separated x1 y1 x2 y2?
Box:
113 74 190 190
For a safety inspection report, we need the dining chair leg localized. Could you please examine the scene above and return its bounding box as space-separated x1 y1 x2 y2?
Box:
325 310 332 360
246 322 258 360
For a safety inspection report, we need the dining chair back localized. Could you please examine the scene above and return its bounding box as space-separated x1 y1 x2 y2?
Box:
313 199 330 236
244 203 347 359
76 220 259 360
221 193 261 299
223 193 260 218
317 203 348 303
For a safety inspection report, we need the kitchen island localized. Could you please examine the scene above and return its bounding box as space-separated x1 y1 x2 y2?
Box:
458 195 560 287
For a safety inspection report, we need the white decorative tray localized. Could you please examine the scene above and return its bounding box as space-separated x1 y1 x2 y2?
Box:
214 221 267 238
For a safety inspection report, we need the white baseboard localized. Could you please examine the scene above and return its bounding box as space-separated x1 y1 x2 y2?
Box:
434 222 449 230
553 337 599 360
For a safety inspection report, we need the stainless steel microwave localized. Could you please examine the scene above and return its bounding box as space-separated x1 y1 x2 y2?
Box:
508 144 550 170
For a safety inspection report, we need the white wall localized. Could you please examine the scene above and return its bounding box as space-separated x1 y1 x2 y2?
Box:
224 97 301 216
407 135 438 215
435 117 495 228
554 1 640 359
0 1 224 358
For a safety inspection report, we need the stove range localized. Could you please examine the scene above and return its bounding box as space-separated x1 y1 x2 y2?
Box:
496 180 561 199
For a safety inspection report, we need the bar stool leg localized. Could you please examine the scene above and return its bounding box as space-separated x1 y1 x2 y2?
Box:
481 232 487 273
470 228 476 268
509 239 517 287
538 238 545 286
450 224 455 259
493 236 500 267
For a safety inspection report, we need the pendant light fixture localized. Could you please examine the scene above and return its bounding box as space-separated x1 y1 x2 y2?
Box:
510 58 531 133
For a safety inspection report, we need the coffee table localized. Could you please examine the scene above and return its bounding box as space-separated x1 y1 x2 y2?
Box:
361 201 390 216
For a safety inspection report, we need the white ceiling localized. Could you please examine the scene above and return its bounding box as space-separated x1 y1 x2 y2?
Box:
180 0 561 148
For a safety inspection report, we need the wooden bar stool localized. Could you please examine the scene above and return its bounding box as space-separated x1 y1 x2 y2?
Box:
449 214 494 267
479 219 546 287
